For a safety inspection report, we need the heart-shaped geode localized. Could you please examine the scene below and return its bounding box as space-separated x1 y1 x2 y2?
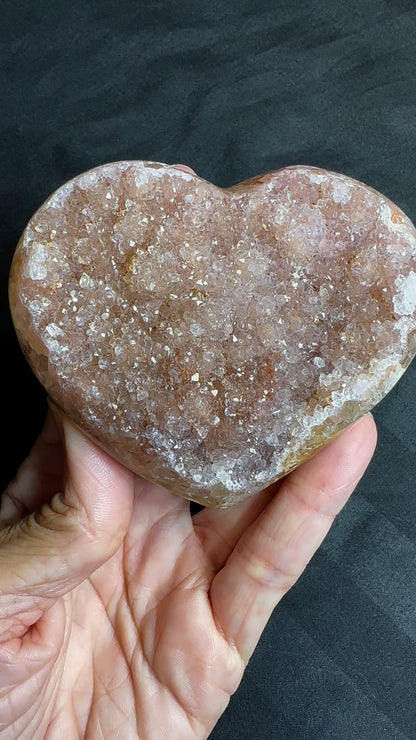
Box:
9 162 416 507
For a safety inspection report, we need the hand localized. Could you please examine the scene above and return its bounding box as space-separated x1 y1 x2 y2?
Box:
0 408 376 739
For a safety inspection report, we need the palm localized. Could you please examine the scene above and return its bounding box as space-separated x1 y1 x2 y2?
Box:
0 411 377 739
56 490 243 739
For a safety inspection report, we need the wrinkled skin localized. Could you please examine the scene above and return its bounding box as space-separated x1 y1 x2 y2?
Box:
0 407 376 739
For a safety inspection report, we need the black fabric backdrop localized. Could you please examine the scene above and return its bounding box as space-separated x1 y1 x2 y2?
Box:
1 1 416 738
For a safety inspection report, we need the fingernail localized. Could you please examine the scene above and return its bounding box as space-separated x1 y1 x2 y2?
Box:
171 164 197 175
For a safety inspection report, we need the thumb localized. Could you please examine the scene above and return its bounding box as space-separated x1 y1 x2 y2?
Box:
0 413 134 637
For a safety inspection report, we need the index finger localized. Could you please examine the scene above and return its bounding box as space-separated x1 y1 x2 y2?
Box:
209 414 377 663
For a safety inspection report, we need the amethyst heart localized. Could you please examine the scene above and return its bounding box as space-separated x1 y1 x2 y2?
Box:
9 162 416 506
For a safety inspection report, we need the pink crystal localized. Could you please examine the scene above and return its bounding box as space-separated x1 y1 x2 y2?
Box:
9 162 416 506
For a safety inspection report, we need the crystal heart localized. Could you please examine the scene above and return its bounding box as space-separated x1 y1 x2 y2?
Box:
9 162 416 507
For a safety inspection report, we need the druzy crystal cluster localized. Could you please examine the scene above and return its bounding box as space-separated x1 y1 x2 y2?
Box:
9 162 416 506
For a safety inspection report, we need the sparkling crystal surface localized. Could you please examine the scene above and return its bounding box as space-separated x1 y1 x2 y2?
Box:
9 162 416 506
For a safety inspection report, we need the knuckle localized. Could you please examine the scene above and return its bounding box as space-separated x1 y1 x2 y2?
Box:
237 539 297 593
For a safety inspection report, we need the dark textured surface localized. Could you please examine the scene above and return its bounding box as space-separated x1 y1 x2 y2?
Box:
1 1 416 737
